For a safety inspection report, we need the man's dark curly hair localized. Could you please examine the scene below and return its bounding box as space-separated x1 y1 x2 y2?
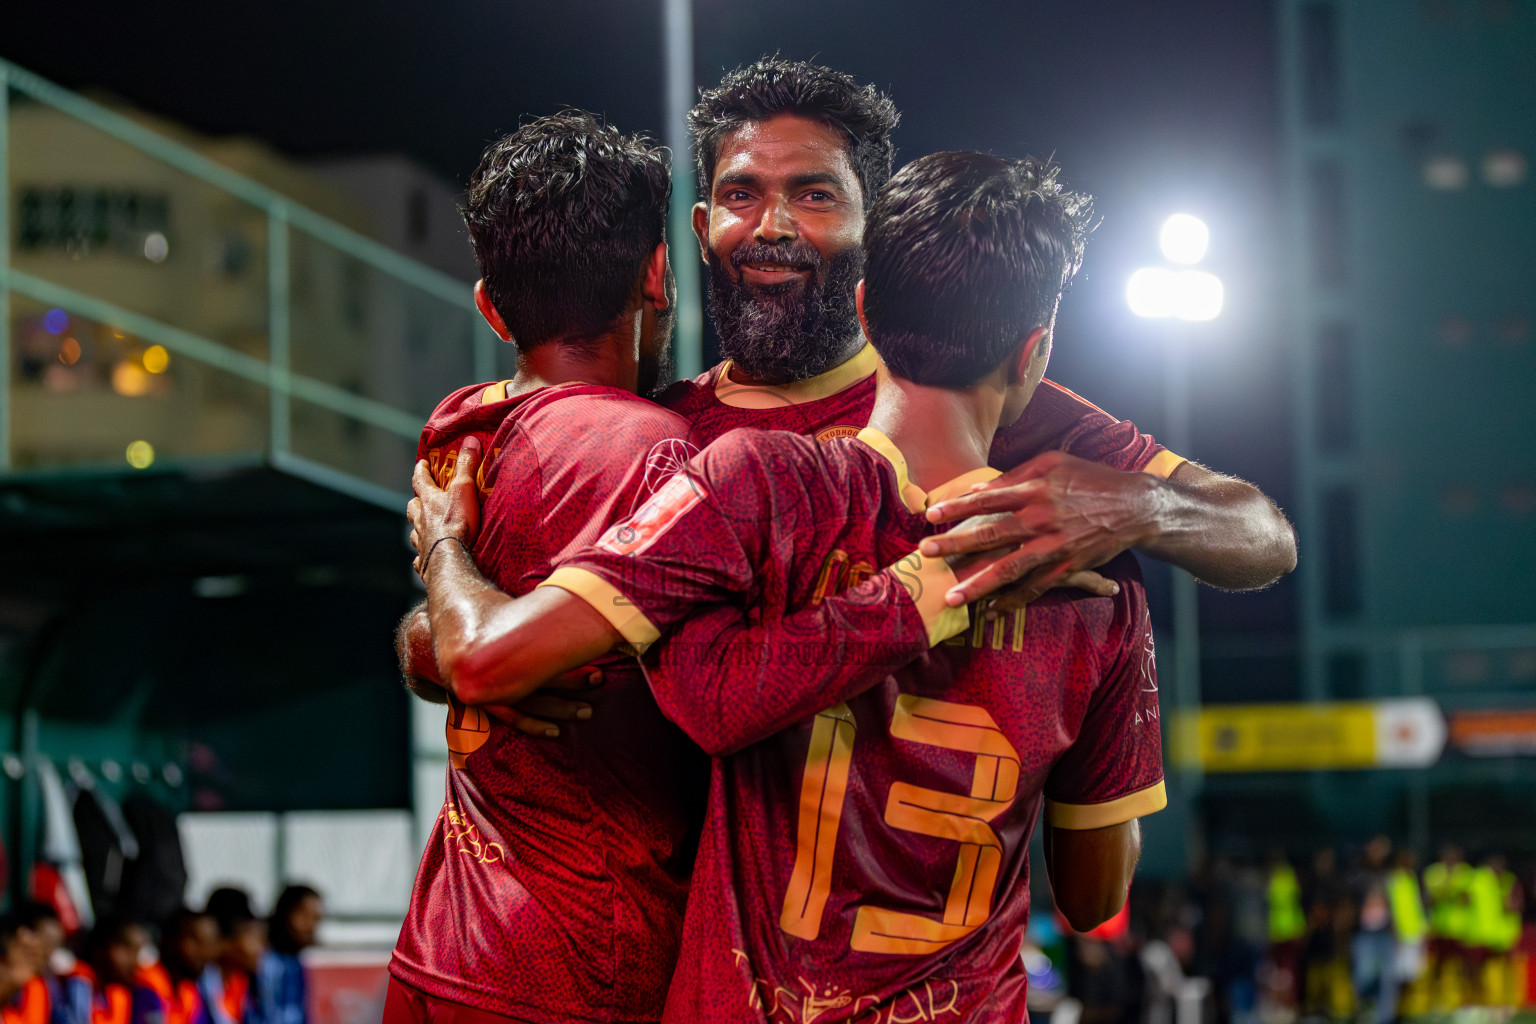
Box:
862 151 1094 389
463 110 671 351
688 57 899 207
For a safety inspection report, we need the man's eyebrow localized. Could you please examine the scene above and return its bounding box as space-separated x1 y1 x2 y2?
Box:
714 171 761 190
787 172 844 190
713 171 847 191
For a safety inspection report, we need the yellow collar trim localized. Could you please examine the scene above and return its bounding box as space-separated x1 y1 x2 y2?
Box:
714 343 879 409
480 380 513 404
855 427 1002 514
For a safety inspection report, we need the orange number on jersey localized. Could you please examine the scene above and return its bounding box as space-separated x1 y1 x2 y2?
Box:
851 695 1020 954
780 703 856 940
779 696 1020 954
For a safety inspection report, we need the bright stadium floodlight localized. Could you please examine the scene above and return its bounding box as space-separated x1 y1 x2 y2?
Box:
1173 270 1224 321
1159 213 1210 264
1127 267 1178 318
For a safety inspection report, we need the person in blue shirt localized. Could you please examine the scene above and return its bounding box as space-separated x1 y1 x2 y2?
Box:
253 889 321 1024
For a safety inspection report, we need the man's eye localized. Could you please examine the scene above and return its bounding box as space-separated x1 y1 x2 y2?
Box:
802 191 834 203
723 189 754 202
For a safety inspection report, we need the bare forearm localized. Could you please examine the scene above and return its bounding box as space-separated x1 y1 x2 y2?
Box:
1141 465 1297 589
1045 819 1141 932
424 542 620 705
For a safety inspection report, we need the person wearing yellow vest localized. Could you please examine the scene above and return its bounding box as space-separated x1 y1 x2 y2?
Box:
1468 854 1523 1007
1387 848 1431 1015
1424 843 1474 1008
1265 854 1307 1008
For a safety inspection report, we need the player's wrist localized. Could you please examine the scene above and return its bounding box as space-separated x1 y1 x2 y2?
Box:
1123 471 1172 550
420 535 470 582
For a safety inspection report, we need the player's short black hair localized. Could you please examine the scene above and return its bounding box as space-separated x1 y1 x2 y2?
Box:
464 109 671 352
689 57 899 207
862 152 1094 389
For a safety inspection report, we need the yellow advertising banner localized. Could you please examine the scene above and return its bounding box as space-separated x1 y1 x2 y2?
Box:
1173 699 1445 772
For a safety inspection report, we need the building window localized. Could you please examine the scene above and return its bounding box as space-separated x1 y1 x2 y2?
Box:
1314 322 1354 453
1309 161 1349 285
1322 485 1362 618
1300 2 1341 128
16 187 170 257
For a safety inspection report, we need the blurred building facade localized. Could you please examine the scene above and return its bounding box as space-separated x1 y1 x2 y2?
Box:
1253 0 1536 855
0 63 506 930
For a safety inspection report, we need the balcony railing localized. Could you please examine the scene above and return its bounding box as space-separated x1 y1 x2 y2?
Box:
0 59 507 509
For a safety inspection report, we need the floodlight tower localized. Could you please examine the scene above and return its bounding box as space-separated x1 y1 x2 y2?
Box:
1127 216 1223 790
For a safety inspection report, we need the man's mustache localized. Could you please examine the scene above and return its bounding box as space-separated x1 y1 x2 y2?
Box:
728 241 826 278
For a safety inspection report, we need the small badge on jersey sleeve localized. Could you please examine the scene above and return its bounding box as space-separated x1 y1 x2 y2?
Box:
598 473 706 556
815 424 861 444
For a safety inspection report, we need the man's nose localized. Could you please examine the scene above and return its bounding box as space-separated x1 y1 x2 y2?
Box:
754 195 797 243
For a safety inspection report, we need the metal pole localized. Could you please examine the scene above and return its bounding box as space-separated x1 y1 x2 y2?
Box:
268 207 291 456
0 67 11 472
663 0 703 380
1167 333 1203 792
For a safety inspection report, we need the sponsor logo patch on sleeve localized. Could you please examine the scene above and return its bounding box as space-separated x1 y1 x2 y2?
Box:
597 473 706 556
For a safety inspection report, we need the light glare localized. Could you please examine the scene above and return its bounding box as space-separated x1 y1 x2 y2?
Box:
1127 268 1224 321
1159 214 1210 264
1173 271 1224 321
126 440 155 469
1127 268 1177 318
143 232 169 262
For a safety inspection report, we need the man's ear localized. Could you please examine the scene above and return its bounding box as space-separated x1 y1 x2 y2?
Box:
855 279 870 337
691 201 710 263
474 280 511 342
1010 327 1049 384
641 241 669 309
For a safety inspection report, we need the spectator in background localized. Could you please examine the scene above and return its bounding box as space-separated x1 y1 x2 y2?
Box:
202 891 264 1024
1387 847 1430 1016
0 917 41 1024
1264 851 1306 1011
133 908 216 1024
256 887 321 1024
1349 835 1398 1024
1467 852 1522 1008
1301 846 1352 1018
12 904 64 1024
63 919 147 1024
1425 843 1473 1008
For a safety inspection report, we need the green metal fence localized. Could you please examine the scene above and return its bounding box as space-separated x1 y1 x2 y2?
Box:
0 58 503 509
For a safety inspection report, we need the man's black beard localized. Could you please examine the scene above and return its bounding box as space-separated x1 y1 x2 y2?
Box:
640 302 676 398
706 239 864 385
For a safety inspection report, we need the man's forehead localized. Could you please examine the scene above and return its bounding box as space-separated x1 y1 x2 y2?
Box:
712 114 858 186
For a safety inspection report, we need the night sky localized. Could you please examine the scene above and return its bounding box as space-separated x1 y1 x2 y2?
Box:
2 0 1296 648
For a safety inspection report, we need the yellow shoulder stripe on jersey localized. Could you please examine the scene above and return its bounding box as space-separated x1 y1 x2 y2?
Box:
1046 780 1167 830
855 427 1003 514
1143 450 1187 479
480 380 514 405
714 342 879 409
886 551 971 646
538 567 661 654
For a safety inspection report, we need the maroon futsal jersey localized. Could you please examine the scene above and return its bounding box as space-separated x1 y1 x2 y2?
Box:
546 427 1166 1024
391 380 707 1024
659 343 1188 478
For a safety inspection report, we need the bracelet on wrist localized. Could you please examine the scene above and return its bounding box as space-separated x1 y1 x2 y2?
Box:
420 536 468 580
